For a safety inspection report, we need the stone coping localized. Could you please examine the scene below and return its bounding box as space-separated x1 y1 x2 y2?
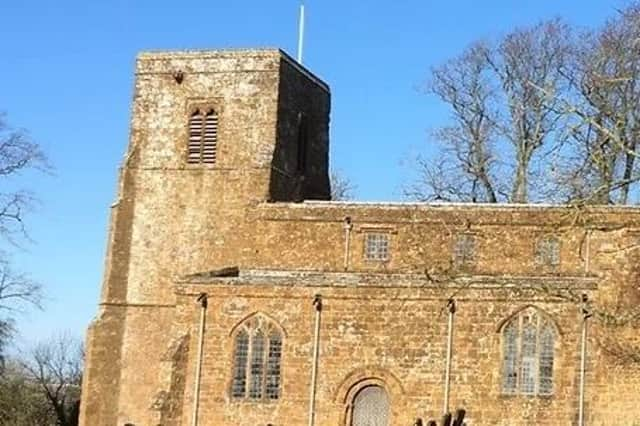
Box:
178 268 598 290
135 47 330 93
276 200 640 212
250 200 640 227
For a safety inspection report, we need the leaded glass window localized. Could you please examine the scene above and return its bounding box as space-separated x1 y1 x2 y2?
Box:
231 330 249 398
502 321 518 393
248 330 265 399
231 315 283 401
364 233 390 261
535 236 560 267
521 321 537 395
453 233 476 268
501 308 556 396
539 326 555 395
266 333 282 400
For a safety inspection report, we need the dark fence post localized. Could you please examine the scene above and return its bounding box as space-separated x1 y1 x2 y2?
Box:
442 412 452 426
423 406 467 426
452 408 466 426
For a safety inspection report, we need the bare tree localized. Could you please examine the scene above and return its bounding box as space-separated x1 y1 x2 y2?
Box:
0 113 48 360
0 259 42 313
330 169 357 201
551 4 640 204
487 20 571 202
406 42 502 202
0 259 42 369
409 6 640 206
21 334 83 426
409 21 570 203
0 113 48 241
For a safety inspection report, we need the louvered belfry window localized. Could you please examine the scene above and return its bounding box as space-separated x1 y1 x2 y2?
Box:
231 315 283 401
187 108 218 164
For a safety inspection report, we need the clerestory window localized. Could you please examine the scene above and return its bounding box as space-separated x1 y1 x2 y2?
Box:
535 235 560 267
453 233 476 269
501 307 556 396
364 233 390 261
187 108 218 164
231 315 283 401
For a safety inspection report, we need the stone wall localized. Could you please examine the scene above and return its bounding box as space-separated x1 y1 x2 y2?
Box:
174 279 587 425
165 201 640 425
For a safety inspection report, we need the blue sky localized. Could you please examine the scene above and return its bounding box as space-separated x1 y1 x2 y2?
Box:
0 0 623 343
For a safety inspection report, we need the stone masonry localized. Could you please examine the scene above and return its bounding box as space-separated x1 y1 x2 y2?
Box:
80 48 640 426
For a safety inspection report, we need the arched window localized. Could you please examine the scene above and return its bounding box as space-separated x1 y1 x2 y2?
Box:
351 385 390 426
187 108 218 164
231 315 282 401
501 308 556 396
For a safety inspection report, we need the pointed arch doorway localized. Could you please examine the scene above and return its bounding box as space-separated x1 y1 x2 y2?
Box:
350 385 390 426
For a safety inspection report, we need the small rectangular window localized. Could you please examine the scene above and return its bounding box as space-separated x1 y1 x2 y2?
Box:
535 236 560 267
364 233 390 261
453 233 476 268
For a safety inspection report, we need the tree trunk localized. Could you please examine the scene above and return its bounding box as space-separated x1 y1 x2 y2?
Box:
511 150 529 203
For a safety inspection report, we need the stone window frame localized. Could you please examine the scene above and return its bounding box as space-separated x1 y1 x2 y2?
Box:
359 227 396 263
534 234 561 268
229 313 284 403
184 100 224 167
498 306 559 397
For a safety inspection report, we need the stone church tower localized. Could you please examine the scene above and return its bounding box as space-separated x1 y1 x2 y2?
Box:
80 49 640 426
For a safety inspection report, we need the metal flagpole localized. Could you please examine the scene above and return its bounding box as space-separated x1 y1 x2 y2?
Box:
297 4 305 64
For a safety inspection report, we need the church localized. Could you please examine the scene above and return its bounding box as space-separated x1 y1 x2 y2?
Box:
79 48 640 425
